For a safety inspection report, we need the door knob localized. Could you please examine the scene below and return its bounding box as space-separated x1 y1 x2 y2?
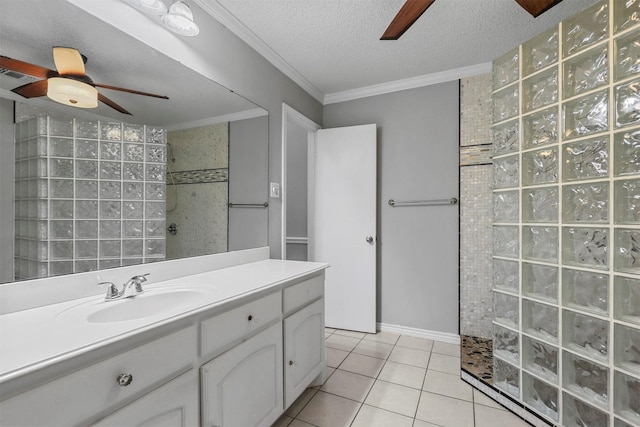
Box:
366 236 374 244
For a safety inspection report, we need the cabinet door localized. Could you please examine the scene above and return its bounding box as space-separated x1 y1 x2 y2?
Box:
284 298 325 407
201 322 283 427
92 370 198 427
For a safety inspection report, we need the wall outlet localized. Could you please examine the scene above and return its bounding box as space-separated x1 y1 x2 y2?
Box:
270 182 280 198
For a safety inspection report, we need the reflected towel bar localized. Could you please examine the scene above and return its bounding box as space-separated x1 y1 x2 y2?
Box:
388 197 458 207
228 202 269 208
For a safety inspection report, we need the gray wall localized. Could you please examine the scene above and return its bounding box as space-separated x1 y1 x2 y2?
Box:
323 82 460 334
0 99 14 282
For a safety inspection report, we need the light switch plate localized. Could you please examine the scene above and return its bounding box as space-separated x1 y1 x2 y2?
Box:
270 182 280 198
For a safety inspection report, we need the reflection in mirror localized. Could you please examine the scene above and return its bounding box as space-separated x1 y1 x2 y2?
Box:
0 0 269 283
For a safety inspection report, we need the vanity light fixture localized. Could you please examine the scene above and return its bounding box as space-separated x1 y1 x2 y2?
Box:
161 0 200 36
46 77 98 108
126 0 168 15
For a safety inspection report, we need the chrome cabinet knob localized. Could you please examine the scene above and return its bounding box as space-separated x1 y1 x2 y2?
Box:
116 373 133 387
366 236 374 244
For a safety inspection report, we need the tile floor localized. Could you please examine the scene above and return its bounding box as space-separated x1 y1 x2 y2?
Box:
273 328 532 427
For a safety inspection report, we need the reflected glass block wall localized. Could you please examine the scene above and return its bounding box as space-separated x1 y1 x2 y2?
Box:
491 0 639 425
14 116 166 280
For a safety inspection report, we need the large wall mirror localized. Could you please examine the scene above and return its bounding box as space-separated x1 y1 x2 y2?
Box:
0 0 269 284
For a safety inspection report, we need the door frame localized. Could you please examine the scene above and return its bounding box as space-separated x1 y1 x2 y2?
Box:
281 103 321 260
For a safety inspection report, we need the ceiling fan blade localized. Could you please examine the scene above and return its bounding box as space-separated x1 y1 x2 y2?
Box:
52 47 86 76
98 92 132 115
11 80 48 98
0 56 57 79
515 0 564 17
94 83 169 100
381 0 435 40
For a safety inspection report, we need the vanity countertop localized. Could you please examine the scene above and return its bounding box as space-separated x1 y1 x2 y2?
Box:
0 259 328 386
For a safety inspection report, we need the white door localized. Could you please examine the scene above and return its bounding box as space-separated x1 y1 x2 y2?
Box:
315 124 377 333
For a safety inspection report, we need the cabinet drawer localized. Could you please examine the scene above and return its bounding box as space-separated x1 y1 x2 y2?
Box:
0 326 197 426
201 291 281 358
283 274 324 313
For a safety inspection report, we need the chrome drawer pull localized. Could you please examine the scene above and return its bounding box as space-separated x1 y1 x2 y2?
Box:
116 373 133 387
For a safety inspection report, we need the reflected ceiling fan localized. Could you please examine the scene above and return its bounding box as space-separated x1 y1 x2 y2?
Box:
381 0 564 40
0 46 168 115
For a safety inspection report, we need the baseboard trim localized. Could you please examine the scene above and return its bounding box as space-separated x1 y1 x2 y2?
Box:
377 322 460 345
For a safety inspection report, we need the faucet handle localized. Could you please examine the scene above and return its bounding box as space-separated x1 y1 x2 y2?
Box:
133 273 150 283
130 273 150 293
98 281 120 300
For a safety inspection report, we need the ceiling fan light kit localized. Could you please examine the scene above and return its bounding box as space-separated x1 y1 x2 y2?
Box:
47 77 98 108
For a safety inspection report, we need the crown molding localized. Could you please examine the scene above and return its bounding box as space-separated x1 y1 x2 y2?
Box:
324 62 492 105
165 107 268 131
194 0 325 104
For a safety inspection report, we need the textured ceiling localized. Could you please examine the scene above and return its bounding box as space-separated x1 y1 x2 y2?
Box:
209 0 599 96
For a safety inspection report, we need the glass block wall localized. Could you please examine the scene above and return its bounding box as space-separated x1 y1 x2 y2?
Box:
14 115 166 280
491 0 639 425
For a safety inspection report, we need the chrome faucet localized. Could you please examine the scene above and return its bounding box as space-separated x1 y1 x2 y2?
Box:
99 273 150 301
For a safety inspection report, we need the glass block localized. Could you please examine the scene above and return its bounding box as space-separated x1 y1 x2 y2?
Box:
75 139 98 159
522 147 558 186
564 351 609 408
50 137 74 157
75 201 98 219
523 27 558 76
50 241 73 259
523 299 558 343
100 201 121 219
614 128 640 176
99 259 122 269
146 127 166 144
100 240 121 258
75 120 98 139
122 258 143 267
145 144 165 163
49 116 73 137
615 80 640 128
562 136 609 181
493 291 519 329
523 187 558 223
145 183 165 201
145 202 165 219
493 48 519 90
615 417 634 427
614 276 640 325
614 0 640 33
123 182 144 200
523 227 558 262
33 158 48 178
563 310 609 361
145 239 165 257
615 29 640 80
563 46 608 98
493 258 519 292
523 336 558 383
75 220 98 238
562 268 609 315
50 261 73 277
100 181 121 200
75 260 97 273
563 393 609 427
49 158 73 178
522 262 558 302
614 324 640 375
563 227 609 269
614 228 640 273
75 240 98 259
50 179 73 199
145 220 165 238
493 85 519 123
100 220 121 238
101 122 122 140
618 169 640 215
123 163 144 181
523 107 558 149
50 220 73 239
100 141 122 160
493 155 519 189
76 180 98 199
50 200 73 219
123 220 143 238
124 124 145 142
145 164 165 182
562 1 608 57
523 372 558 420
124 143 144 162
493 357 519 398
493 225 519 258
123 201 144 219
76 160 98 179
614 371 640 425
100 161 121 180
563 90 609 140
562 182 609 223
492 119 519 155
493 190 519 223
523 68 558 113
123 239 143 257
493 323 519 365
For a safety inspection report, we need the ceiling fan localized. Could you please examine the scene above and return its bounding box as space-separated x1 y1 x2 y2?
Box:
381 0 564 40
0 47 168 115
